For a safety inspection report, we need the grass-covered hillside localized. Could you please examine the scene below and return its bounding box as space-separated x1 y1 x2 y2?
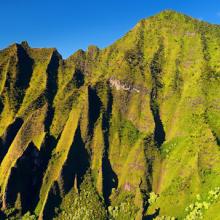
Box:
0 10 220 219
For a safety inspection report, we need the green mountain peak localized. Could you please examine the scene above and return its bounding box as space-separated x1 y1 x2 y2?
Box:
0 10 220 220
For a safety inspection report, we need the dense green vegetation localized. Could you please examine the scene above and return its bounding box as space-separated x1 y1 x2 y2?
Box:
0 10 220 219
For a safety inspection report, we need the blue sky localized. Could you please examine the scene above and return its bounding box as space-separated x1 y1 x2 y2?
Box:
0 0 220 58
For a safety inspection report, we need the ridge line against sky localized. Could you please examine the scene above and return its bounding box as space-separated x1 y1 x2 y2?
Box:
0 0 220 58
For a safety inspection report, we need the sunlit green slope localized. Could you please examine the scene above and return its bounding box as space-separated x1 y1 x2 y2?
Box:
0 10 220 220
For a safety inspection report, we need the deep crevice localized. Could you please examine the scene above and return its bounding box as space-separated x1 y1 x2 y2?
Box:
142 135 158 216
43 181 61 220
43 124 90 219
5 142 42 214
5 45 34 111
61 124 90 194
63 68 84 94
143 135 156 192
210 129 220 147
150 44 166 148
102 86 118 206
73 69 84 88
15 45 34 92
33 134 60 211
0 97 4 115
44 51 59 132
88 86 102 137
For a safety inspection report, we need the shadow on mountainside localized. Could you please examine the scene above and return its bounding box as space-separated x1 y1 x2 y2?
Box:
61 124 90 193
5 142 42 214
43 181 61 220
150 44 166 148
0 118 23 162
88 86 102 137
44 51 59 132
102 86 118 206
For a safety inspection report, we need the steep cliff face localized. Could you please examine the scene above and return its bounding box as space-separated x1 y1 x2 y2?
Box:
0 10 220 220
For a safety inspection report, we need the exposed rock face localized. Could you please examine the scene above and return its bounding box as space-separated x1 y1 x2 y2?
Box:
109 78 141 93
0 10 220 220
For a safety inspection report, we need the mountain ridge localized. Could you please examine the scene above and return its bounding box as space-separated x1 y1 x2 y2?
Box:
0 10 220 220
3 10 220 60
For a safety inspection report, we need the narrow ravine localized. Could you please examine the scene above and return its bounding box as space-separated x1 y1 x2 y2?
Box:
150 44 166 148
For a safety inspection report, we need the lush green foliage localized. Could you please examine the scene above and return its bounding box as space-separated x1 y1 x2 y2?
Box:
0 10 220 220
55 172 107 220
